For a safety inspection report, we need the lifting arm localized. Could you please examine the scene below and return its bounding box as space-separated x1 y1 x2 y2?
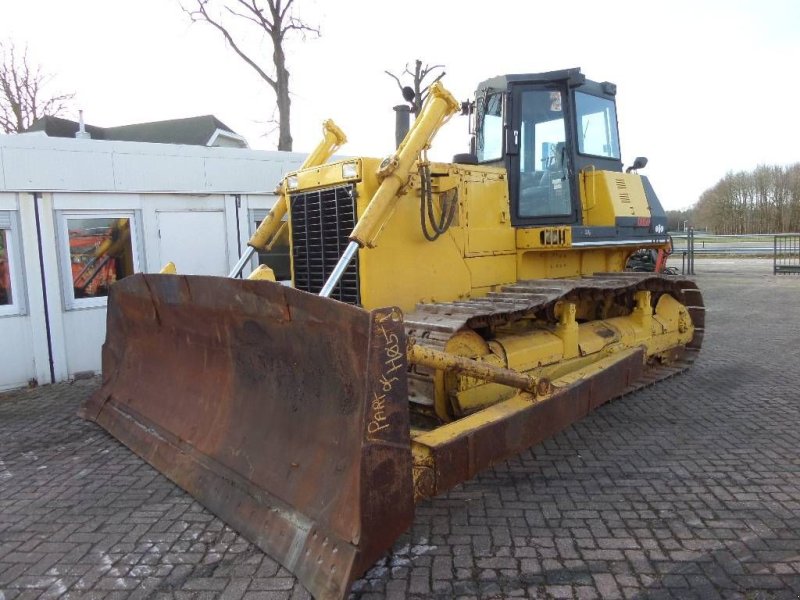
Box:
228 119 347 278
319 82 460 297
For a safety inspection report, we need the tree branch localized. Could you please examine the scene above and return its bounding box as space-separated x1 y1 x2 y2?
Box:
386 58 446 114
420 71 446 97
0 40 73 132
183 0 278 91
180 0 318 150
282 18 320 40
384 70 405 96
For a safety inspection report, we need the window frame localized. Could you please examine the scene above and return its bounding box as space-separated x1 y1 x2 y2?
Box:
0 211 26 318
509 83 580 227
249 208 291 282
57 210 141 310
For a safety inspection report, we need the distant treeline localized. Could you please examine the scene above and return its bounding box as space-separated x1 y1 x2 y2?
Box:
673 164 800 234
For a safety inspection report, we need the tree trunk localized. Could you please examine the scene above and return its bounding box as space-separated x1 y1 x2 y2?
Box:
273 39 292 152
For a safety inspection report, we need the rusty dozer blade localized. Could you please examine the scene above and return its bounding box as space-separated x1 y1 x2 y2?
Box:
80 273 414 600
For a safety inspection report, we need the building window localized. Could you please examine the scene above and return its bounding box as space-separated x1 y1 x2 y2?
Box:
251 209 290 281
0 229 13 307
60 214 139 308
0 212 24 316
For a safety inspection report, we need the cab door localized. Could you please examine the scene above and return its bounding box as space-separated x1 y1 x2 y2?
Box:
507 83 580 227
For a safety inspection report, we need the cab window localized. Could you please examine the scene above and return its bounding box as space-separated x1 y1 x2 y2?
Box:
575 92 620 159
518 89 571 218
477 93 503 162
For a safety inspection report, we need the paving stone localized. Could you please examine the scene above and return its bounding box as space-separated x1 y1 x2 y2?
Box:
1 266 800 598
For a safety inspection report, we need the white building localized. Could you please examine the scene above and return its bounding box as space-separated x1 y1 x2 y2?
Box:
0 134 305 391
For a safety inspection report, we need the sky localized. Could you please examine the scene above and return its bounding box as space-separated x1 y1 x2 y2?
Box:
1 0 798 210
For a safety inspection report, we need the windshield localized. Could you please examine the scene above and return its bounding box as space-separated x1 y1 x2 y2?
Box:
575 92 620 159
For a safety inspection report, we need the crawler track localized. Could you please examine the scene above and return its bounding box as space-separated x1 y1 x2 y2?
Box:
404 272 704 401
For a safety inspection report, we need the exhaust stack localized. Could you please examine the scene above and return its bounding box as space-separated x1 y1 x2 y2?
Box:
393 104 411 147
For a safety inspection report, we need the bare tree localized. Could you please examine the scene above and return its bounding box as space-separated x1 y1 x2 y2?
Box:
182 0 318 151
385 59 446 114
0 41 73 134
693 163 800 234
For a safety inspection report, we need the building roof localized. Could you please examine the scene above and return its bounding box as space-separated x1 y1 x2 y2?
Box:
26 116 106 140
0 133 307 193
25 115 247 148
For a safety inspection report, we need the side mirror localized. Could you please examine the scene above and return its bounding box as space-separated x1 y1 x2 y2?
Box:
626 156 648 173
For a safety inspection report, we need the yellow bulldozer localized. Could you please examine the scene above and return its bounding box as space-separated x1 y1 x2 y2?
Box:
81 68 704 600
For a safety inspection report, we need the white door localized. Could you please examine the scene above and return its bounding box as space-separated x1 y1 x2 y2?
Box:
156 211 229 276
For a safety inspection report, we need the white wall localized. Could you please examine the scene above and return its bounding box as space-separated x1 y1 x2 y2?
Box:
0 134 306 193
46 191 283 382
0 193 38 390
0 136 305 389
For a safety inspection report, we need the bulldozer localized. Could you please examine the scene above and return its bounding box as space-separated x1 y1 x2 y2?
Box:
81 68 704 600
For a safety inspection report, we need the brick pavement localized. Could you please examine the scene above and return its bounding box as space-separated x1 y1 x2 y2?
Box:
1 263 800 599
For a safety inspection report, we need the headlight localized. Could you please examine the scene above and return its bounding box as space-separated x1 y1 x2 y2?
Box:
286 175 299 190
342 162 358 179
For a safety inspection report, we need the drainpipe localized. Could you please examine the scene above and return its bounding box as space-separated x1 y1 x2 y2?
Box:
32 192 55 384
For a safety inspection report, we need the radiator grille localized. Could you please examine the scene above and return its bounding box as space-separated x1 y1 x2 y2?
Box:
290 184 360 304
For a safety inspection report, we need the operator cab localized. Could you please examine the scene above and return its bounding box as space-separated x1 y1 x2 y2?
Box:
470 68 622 227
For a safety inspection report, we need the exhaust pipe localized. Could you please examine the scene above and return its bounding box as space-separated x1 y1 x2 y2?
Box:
393 104 411 148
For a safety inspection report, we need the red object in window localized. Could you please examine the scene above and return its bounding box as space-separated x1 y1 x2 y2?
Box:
70 233 118 297
0 257 9 303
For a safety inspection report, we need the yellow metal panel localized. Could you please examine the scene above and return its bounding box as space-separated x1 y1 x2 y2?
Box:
467 228 515 255
293 159 363 191
578 322 620 355
518 247 634 279
358 167 471 312
580 170 651 227
498 331 563 372
454 382 516 414
358 163 521 312
465 255 516 289
518 250 581 279
580 250 608 274
516 227 572 250
247 264 276 281
463 172 515 255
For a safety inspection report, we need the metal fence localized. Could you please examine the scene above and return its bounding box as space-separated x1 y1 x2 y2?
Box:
774 234 800 274
672 232 780 256
669 231 800 275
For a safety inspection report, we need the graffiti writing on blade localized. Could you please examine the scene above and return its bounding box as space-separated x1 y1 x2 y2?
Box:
367 309 405 441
